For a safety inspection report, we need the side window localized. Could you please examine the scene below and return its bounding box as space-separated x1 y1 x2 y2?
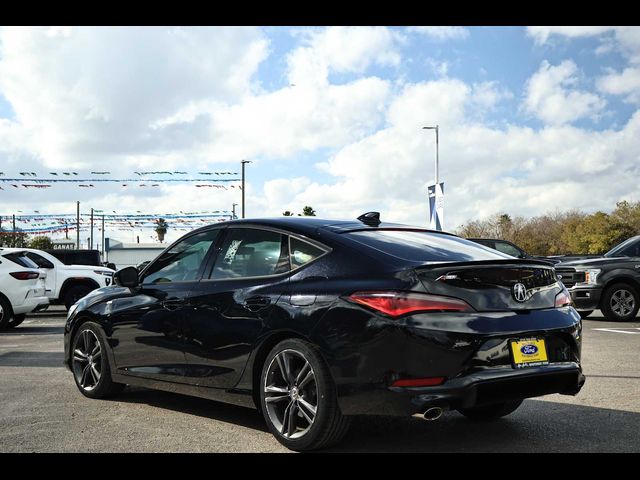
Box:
211 228 289 279
25 252 55 269
494 241 522 258
622 243 640 257
290 237 327 269
143 230 219 284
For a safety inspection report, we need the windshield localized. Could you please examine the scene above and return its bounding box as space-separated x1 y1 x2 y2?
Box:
605 236 640 257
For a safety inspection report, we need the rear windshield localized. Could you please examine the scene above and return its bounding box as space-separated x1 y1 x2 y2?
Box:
346 230 513 263
2 252 40 269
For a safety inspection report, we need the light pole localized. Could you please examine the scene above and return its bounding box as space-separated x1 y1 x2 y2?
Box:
232 203 238 220
423 125 439 184
241 160 252 219
423 125 443 231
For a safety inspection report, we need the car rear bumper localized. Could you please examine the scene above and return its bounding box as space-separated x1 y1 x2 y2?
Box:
568 287 602 311
311 302 583 416
336 363 584 416
12 295 50 314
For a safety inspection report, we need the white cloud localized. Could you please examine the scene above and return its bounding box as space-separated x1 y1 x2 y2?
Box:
527 26 613 45
0 26 269 168
598 67 640 103
527 26 640 64
408 26 469 40
523 60 606 125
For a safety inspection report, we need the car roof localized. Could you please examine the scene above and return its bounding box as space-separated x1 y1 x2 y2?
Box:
191 217 456 238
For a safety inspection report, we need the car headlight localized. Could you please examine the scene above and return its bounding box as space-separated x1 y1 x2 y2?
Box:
67 303 79 319
94 270 114 276
577 268 601 285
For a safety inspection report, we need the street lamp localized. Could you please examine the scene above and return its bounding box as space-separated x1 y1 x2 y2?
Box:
241 160 252 219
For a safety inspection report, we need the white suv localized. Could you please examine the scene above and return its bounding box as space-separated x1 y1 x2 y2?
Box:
0 249 49 330
1 248 115 309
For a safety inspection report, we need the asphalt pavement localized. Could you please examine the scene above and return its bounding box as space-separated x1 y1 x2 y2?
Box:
1 307 638 452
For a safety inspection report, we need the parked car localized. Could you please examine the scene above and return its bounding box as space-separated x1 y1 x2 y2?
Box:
556 235 640 321
467 238 560 265
0 249 49 330
1 247 114 309
64 214 584 451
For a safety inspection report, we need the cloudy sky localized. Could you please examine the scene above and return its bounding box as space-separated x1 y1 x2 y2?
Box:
1 26 640 244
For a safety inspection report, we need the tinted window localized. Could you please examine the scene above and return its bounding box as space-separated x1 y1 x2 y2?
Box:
143 230 219 284
347 230 511 263
211 228 289 279
25 252 55 269
621 243 640 257
2 252 40 269
290 237 326 269
493 241 523 258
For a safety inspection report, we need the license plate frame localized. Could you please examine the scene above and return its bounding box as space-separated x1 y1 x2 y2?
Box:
510 337 549 369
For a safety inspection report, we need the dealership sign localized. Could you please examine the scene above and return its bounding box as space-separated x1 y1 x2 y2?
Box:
427 182 444 231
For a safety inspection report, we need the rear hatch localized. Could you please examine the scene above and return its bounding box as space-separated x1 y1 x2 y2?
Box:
415 259 560 311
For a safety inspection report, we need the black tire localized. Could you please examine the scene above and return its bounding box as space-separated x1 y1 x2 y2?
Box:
457 399 523 420
259 338 351 451
7 313 26 329
0 296 14 331
578 310 593 319
600 282 640 322
64 285 93 310
71 322 125 399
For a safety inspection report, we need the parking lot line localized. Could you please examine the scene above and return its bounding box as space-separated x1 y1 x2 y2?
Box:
592 328 640 335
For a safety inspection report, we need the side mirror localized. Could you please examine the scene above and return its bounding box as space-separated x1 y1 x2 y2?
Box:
113 266 139 288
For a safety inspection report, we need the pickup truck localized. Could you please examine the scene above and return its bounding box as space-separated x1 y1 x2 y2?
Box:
555 235 640 321
467 238 561 265
0 247 115 309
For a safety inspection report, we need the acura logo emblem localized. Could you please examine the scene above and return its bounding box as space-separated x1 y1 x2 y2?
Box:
513 283 527 302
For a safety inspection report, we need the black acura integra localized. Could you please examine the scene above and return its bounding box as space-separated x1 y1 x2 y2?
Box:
64 213 585 451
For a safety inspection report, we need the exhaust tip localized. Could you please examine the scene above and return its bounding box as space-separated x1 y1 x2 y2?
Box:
423 407 444 421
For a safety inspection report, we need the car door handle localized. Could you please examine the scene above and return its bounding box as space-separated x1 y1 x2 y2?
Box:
161 300 183 311
244 296 271 312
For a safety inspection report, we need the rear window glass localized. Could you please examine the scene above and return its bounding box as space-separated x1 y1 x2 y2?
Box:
346 230 512 263
2 252 40 269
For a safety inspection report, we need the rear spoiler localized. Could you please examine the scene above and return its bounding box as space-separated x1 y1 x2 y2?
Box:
413 259 556 271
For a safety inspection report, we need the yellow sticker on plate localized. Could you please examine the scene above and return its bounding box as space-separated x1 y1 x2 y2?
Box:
510 338 548 368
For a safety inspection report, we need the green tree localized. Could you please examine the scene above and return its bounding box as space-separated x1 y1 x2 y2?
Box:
282 211 294 216
154 218 168 243
0 229 29 247
301 206 316 217
28 236 54 250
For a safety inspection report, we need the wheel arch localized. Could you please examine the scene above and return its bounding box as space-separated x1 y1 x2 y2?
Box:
0 291 14 314
600 275 640 303
59 278 100 302
67 314 116 370
248 330 317 411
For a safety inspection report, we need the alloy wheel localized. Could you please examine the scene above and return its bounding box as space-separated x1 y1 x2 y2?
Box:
610 289 635 317
264 349 318 439
72 329 102 391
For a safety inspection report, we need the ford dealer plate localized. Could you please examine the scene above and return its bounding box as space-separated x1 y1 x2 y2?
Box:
510 338 549 368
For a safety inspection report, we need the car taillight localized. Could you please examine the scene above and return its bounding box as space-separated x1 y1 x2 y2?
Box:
391 377 447 387
10 271 40 280
347 291 474 317
555 288 572 308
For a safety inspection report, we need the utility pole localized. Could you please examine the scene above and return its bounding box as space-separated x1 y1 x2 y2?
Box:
76 201 80 249
232 203 238 220
241 160 252 219
90 208 94 250
101 215 105 260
